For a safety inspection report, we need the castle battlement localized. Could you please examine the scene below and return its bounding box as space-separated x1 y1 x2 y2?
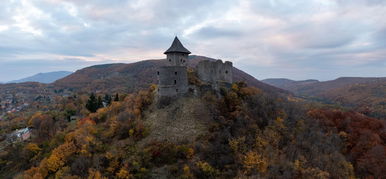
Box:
197 59 233 84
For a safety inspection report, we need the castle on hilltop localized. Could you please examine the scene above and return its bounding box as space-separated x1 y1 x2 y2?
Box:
157 37 233 97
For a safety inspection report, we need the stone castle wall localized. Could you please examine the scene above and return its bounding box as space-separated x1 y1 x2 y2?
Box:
197 60 233 84
157 66 188 96
157 38 233 97
166 53 188 66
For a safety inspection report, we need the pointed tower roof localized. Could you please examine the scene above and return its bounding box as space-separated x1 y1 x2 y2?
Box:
164 36 191 54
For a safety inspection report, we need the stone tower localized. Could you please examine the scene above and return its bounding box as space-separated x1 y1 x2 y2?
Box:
164 37 191 66
157 37 190 96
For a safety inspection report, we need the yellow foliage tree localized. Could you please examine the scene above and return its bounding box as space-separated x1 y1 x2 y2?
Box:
88 169 107 179
182 164 193 179
25 143 42 154
243 151 268 175
196 161 219 177
43 142 77 173
116 168 132 179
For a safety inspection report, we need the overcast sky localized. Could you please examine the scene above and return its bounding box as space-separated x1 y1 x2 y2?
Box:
0 0 385 82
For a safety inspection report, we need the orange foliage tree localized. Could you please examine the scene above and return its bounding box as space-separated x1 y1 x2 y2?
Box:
308 109 386 178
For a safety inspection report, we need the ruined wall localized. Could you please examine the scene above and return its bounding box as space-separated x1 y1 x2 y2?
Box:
157 66 188 96
166 53 189 66
197 60 233 84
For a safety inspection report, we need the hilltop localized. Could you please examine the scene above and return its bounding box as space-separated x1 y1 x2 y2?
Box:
54 56 288 95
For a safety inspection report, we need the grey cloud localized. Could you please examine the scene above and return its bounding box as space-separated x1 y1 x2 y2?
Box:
287 21 359 49
0 0 385 81
336 0 386 6
193 27 242 39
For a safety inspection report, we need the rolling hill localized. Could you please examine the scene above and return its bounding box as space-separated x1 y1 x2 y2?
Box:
0 56 289 113
263 77 386 118
54 56 289 95
8 71 73 84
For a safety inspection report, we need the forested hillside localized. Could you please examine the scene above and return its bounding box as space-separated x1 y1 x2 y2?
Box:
263 77 386 118
1 76 384 178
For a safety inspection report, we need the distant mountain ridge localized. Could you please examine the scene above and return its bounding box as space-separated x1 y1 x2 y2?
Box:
8 71 73 84
263 77 386 96
262 78 319 91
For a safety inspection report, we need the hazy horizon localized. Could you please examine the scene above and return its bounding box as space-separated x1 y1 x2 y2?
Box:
2 57 386 83
1 0 385 82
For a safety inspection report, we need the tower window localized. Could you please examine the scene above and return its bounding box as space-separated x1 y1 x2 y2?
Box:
157 71 159 75
225 70 228 74
174 80 177 84
169 59 171 62
175 72 177 75
176 89 178 92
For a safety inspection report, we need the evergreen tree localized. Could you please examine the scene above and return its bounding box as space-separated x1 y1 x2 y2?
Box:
114 93 119 101
97 96 104 108
104 94 112 106
86 93 98 113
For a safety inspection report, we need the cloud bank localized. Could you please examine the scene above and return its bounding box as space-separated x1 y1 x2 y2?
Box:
0 0 385 81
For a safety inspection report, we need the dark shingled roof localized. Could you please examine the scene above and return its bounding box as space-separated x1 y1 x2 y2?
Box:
164 36 191 54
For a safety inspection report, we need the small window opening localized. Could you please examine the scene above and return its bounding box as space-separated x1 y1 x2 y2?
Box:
174 80 177 84
176 89 178 92
225 70 228 74
157 71 160 75
169 59 171 62
175 72 177 75
180 59 183 62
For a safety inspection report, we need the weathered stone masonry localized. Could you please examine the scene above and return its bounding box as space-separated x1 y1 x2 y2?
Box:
157 37 233 97
197 59 233 84
157 37 190 96
157 66 188 96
